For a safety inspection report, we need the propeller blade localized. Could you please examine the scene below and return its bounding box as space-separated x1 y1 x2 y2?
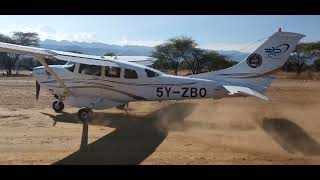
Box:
36 81 40 100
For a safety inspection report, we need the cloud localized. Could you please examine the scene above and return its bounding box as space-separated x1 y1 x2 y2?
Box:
39 25 56 33
0 24 97 42
117 36 164 47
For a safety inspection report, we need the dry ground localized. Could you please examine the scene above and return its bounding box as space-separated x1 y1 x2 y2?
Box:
0 72 320 164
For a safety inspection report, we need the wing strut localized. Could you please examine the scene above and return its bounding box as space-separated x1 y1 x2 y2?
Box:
34 55 73 97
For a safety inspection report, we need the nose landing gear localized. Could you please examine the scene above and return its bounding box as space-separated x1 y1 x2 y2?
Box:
52 101 64 113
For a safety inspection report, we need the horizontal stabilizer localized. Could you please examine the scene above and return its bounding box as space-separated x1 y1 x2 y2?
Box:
223 85 269 101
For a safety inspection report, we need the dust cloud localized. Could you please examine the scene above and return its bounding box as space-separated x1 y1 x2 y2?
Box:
1 74 320 164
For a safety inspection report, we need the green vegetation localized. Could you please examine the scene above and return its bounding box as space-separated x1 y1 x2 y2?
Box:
0 32 40 75
153 35 236 75
283 42 320 74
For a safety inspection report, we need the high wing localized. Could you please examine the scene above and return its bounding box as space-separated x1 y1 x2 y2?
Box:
0 42 120 67
105 56 157 66
0 42 119 97
0 41 155 67
222 85 269 101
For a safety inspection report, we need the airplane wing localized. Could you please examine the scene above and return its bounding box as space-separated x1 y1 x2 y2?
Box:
222 85 269 101
0 42 120 67
0 42 119 97
106 56 157 66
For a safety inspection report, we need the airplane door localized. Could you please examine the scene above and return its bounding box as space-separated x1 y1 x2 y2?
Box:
75 63 103 100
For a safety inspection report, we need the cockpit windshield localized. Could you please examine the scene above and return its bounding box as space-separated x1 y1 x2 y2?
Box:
65 61 75 66
64 62 76 72
145 68 159 78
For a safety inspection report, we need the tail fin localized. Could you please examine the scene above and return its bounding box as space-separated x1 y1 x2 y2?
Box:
190 31 305 97
191 31 305 80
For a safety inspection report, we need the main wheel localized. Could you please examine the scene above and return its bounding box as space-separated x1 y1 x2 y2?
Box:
52 101 64 113
78 108 93 122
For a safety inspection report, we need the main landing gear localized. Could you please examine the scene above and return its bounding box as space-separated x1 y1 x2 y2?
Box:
52 95 94 122
78 107 93 122
52 101 93 122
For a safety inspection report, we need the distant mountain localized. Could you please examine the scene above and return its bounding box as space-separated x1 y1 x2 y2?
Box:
40 39 154 56
40 39 249 62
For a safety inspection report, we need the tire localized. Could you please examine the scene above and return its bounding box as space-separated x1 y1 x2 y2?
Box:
78 108 93 122
53 101 64 113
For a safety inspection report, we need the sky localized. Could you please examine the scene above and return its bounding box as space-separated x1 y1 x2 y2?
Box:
0 15 319 52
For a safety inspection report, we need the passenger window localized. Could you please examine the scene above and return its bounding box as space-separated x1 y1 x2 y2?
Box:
79 64 102 76
78 64 86 74
105 66 121 78
124 69 138 79
145 69 159 78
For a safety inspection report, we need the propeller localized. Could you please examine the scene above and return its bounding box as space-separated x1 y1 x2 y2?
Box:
36 81 40 100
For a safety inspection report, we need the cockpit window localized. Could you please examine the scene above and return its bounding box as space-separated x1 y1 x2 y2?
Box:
105 66 121 78
79 64 102 76
65 61 75 66
124 69 138 79
145 69 159 78
65 64 75 72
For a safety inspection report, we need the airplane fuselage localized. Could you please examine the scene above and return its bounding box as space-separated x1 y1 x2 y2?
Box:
0 30 305 121
32 62 228 109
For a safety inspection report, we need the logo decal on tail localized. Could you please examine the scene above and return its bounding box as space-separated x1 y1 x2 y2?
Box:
265 44 290 58
246 53 262 68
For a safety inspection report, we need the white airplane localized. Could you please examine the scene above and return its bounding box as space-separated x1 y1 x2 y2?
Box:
0 30 305 121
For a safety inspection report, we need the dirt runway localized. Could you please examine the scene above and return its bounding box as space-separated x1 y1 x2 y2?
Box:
0 73 320 164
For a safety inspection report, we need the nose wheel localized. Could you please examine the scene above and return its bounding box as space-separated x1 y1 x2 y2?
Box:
78 107 93 122
53 101 64 113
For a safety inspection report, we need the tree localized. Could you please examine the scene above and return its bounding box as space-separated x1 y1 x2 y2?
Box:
172 36 210 74
0 32 40 75
313 58 320 71
152 58 172 71
202 51 237 72
17 57 37 71
169 36 198 73
0 34 17 75
153 36 205 75
169 36 235 74
12 32 40 47
14 32 40 74
153 36 236 75
153 42 181 75
289 42 320 74
282 59 297 72
183 48 206 74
